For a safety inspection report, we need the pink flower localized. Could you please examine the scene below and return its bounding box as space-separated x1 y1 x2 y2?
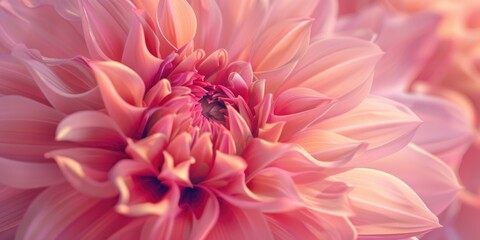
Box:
0 0 461 239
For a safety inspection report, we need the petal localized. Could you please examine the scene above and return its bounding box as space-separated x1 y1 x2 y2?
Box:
202 151 247 187
169 187 219 240
0 156 64 189
16 184 132 239
266 209 356 239
191 0 223 54
271 87 335 139
122 12 162 88
206 200 274 240
310 0 338 36
156 0 197 52
0 95 67 162
90 61 146 136
226 105 252 153
316 96 422 163
330 168 440 238
80 0 135 60
0 55 46 104
0 1 88 58
288 129 367 167
364 144 460 215
13 46 103 114
46 147 125 198
371 11 440 94
280 37 383 116
0 185 42 235
56 111 127 149
251 18 312 71
392 93 474 167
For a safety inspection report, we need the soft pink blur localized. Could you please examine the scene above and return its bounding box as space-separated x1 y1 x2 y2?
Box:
338 1 480 239
0 0 469 239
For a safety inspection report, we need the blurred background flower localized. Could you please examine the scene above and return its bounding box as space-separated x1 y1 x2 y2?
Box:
0 0 472 239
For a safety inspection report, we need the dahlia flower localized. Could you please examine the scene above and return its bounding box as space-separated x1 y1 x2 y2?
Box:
0 0 461 239
337 1 480 239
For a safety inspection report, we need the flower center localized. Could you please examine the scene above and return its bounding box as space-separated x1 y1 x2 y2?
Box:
199 93 227 123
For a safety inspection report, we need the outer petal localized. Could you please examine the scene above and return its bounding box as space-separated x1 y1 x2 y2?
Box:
392 93 474 167
122 11 162 88
0 1 88 57
90 61 146 137
56 111 127 149
156 0 197 53
330 168 440 239
0 55 46 104
191 0 222 54
46 147 125 198
266 209 356 240
80 0 135 60
280 37 383 116
205 200 274 240
16 184 132 240
13 46 103 114
315 97 422 163
364 144 460 215
0 96 67 188
0 185 42 237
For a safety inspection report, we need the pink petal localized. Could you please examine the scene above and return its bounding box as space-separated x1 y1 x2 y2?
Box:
156 0 197 53
226 105 252 153
206 200 274 240
310 0 338 36
392 93 474 167
46 147 124 198
21 0 81 20
251 18 312 72
330 168 440 238
90 61 146 136
13 46 103 114
0 185 42 235
364 144 460 215
266 209 356 239
16 184 132 239
80 0 135 60
122 12 162 88
56 111 127 149
271 87 335 139
0 55 46 104
288 129 367 167
280 37 383 116
0 1 88 58
191 0 222 54
0 156 64 189
202 151 246 187
316 96 421 163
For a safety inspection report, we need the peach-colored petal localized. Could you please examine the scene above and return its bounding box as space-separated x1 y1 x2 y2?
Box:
46 147 124 198
191 0 222 54
156 0 197 53
280 37 383 116
122 12 162 88
252 18 312 72
316 97 422 163
80 0 135 60
90 61 146 136
226 105 252 153
330 168 440 238
272 87 335 140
